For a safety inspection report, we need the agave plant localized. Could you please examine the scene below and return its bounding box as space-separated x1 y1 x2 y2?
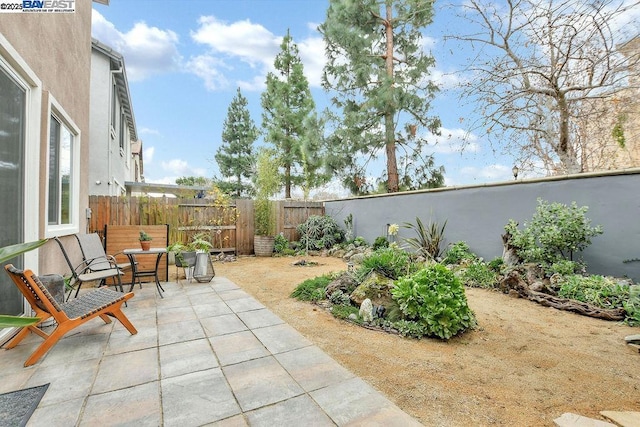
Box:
402 217 447 261
0 239 48 329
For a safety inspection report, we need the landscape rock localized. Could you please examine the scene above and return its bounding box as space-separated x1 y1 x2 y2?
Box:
350 271 395 308
553 412 616 427
325 272 358 298
359 298 374 322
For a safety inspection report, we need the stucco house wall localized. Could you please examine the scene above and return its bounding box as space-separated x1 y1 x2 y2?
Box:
88 38 138 196
0 0 96 299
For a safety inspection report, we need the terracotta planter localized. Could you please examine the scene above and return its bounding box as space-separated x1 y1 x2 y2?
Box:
140 240 151 251
254 235 275 257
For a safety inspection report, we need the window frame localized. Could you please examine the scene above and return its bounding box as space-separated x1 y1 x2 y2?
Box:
45 96 81 237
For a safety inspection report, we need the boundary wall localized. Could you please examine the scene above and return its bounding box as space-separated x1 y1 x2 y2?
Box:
324 169 640 281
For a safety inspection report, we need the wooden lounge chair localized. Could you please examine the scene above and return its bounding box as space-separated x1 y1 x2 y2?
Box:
54 236 125 300
3 264 137 367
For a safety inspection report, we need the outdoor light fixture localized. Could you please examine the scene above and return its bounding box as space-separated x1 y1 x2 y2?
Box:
512 165 519 180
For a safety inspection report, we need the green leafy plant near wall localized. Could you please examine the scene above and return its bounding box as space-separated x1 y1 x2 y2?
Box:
297 215 345 251
504 198 603 272
0 239 48 328
391 264 476 339
402 217 447 260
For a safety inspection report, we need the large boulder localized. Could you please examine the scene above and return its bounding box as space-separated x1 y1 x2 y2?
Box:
350 271 395 308
325 272 358 298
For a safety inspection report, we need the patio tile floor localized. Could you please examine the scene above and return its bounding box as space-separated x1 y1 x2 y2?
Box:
0 275 422 426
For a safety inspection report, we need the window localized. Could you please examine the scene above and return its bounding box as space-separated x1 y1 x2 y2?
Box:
46 98 80 235
119 111 125 154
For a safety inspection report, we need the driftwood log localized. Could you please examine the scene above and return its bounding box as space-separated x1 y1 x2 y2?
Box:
500 270 627 321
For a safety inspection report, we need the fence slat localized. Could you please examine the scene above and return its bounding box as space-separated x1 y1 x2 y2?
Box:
89 196 324 256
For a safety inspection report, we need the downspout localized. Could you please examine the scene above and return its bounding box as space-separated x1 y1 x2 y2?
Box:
109 66 123 196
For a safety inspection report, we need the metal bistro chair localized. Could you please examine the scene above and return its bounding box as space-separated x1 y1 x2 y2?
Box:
54 236 125 300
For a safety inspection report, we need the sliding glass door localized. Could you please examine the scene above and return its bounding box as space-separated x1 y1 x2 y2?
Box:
0 66 26 320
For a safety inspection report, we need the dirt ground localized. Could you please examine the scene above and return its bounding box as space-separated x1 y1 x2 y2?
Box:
213 255 640 426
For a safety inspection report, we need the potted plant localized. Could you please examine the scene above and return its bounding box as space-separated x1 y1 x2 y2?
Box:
139 230 153 251
253 149 280 257
167 233 213 281
0 239 48 328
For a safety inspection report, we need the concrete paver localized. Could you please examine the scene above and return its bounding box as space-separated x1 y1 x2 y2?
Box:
0 275 422 426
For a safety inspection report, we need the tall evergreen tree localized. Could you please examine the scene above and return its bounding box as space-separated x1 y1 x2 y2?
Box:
320 0 442 193
215 87 257 197
261 30 318 199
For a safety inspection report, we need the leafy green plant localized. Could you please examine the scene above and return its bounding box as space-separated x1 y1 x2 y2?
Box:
357 246 418 281
352 236 368 247
274 233 289 254
557 275 629 310
460 261 498 289
328 289 351 306
254 148 280 236
297 215 345 250
442 241 477 265
402 217 447 260
0 239 48 329
290 275 332 301
331 304 361 323
504 199 603 270
391 264 476 340
373 236 389 250
622 286 640 326
547 260 579 276
487 257 504 272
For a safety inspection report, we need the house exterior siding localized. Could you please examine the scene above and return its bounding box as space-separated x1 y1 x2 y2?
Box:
0 0 95 330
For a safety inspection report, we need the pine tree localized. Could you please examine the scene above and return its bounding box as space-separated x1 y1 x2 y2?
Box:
261 30 318 199
215 88 257 197
320 0 443 193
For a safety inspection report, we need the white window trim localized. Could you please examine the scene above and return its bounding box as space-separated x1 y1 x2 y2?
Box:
0 34 42 342
0 34 42 266
45 95 81 237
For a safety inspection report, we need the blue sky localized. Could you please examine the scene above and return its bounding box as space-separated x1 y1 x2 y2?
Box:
91 0 520 197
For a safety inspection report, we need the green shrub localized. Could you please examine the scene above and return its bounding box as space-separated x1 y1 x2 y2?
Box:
442 241 477 265
297 215 345 250
460 261 498 289
331 304 361 323
351 236 368 247
274 233 289 254
402 217 447 260
290 275 332 302
487 257 504 272
391 264 476 340
373 236 389 250
557 275 629 310
623 286 640 326
504 199 603 270
547 260 579 276
357 246 418 281
328 289 352 306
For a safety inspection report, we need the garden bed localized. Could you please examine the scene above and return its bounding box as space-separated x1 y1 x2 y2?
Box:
215 255 640 426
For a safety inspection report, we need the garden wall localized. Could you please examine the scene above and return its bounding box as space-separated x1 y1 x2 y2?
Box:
324 169 640 281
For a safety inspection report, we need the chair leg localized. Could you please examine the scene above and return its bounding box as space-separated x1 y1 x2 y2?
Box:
109 309 138 335
23 327 67 367
98 314 113 324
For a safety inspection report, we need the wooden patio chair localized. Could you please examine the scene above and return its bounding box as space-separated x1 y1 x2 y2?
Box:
54 236 125 300
3 264 137 367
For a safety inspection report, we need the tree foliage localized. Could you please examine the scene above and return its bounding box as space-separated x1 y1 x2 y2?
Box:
261 30 321 199
320 0 443 193
215 87 257 197
452 0 640 175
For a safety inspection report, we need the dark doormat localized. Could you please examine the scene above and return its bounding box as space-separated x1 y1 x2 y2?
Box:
0 383 49 427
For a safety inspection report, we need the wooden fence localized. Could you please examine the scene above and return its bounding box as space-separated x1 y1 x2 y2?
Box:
88 196 324 255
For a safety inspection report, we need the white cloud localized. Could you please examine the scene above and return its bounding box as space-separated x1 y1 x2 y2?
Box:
92 10 182 81
190 15 324 91
186 54 230 91
139 127 161 136
144 146 155 164
161 159 207 178
299 36 326 87
191 16 281 68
